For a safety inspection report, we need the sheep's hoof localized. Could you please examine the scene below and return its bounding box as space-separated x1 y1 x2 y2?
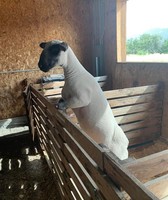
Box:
56 98 67 110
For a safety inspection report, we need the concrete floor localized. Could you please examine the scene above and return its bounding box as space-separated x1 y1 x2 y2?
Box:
0 134 61 200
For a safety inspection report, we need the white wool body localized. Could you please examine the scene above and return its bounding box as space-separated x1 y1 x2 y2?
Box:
61 47 129 160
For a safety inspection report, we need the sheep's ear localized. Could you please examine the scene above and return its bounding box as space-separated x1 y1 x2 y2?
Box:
59 42 68 51
39 42 47 49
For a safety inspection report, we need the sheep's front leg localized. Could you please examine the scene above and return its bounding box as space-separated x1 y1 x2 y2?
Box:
56 98 67 111
58 88 91 109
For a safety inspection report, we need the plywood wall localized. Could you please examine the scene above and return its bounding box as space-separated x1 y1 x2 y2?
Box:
0 0 93 119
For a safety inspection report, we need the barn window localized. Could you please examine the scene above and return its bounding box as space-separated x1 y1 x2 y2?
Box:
117 0 168 62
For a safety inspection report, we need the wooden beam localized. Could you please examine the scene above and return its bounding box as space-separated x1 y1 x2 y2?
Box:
108 93 161 108
145 174 168 199
104 85 159 99
104 152 159 200
112 102 162 117
117 0 127 62
124 150 168 183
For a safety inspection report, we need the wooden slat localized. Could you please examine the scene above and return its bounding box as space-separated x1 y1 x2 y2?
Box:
34 81 65 90
116 110 162 125
112 102 162 117
26 88 31 103
127 129 160 147
28 106 35 139
63 144 93 200
57 181 67 200
145 174 168 199
120 118 162 132
126 126 160 140
108 93 160 108
62 143 101 200
50 157 75 200
104 152 159 200
94 75 107 82
59 150 91 200
25 88 36 139
46 94 62 100
47 132 65 172
104 85 159 99
124 150 168 183
31 92 46 109
129 133 159 147
42 88 62 96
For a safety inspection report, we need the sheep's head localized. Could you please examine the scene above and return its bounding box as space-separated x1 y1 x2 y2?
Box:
38 40 68 72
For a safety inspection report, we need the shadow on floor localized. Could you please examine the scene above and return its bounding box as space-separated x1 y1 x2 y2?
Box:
0 134 61 200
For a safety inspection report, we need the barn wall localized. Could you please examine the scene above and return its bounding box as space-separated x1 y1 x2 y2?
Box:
0 0 93 120
113 63 168 138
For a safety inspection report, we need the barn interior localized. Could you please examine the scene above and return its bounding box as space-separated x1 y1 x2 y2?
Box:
0 0 168 199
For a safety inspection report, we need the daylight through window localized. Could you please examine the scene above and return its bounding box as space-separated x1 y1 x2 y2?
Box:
117 0 168 62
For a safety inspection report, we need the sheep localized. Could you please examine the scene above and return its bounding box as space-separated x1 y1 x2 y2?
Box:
38 40 129 160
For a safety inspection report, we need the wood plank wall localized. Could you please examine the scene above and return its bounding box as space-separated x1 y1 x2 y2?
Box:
114 64 168 138
103 0 168 138
0 0 93 120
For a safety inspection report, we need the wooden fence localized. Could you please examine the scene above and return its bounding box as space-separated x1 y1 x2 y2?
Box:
24 80 167 200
